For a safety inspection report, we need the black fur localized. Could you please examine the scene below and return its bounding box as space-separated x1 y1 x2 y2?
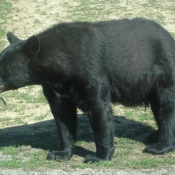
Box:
1 17 175 162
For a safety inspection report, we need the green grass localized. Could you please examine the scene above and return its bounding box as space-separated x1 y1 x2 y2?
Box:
75 140 87 146
0 1 12 23
0 0 12 50
0 146 20 155
0 117 11 122
0 159 23 168
65 0 170 22
2 86 47 103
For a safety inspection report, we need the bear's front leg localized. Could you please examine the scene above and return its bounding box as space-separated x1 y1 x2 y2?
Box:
42 85 77 161
84 89 114 163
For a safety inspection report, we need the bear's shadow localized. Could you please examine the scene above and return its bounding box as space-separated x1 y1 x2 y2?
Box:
0 113 156 158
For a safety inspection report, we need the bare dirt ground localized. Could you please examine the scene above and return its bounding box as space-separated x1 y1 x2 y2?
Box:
1 0 175 174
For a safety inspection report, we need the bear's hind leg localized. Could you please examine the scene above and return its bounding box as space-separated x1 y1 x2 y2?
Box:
144 88 175 154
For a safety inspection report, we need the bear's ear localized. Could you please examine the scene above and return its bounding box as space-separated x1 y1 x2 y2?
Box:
23 35 40 57
7 32 21 44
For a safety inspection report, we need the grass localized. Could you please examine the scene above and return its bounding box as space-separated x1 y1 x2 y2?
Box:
0 1 12 20
0 0 12 50
0 0 175 171
65 0 175 23
0 146 20 155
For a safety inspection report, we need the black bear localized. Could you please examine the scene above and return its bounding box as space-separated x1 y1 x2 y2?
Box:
0 17 175 163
